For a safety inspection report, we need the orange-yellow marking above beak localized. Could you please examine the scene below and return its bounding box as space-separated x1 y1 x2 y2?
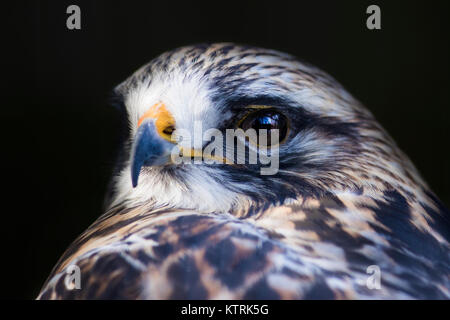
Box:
137 102 235 166
138 102 176 142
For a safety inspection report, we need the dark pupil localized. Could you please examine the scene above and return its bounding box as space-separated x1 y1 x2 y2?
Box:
254 114 280 129
242 111 288 145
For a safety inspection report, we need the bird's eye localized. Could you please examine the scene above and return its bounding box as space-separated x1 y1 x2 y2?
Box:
239 109 289 147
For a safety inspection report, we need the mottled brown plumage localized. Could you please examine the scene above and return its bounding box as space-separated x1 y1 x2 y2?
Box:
38 43 449 299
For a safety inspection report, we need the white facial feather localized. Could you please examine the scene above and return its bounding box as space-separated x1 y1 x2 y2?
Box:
113 64 253 212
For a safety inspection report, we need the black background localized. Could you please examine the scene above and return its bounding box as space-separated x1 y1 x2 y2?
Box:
1 0 449 299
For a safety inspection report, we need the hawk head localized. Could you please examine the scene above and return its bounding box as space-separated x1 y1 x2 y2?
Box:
109 43 426 215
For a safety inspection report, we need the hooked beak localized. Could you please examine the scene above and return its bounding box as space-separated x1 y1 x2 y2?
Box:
130 103 176 188
130 102 235 188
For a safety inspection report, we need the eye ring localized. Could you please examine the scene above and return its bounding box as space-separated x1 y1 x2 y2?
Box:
237 107 290 147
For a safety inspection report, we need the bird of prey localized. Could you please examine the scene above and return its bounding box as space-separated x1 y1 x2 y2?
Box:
38 43 449 299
